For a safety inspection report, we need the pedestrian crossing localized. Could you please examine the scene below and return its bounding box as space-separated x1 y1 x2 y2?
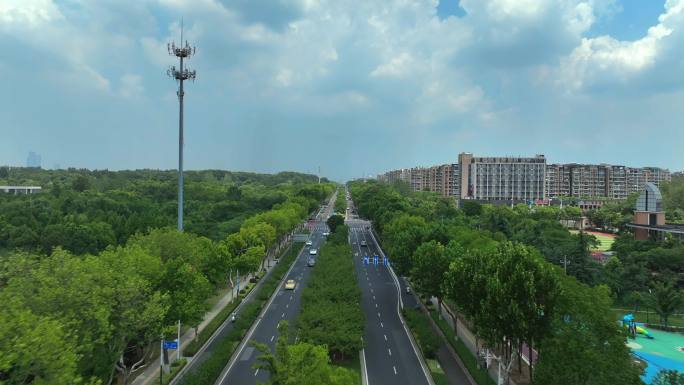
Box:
305 224 330 232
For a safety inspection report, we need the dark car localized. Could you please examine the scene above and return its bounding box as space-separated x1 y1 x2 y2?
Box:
360 240 367 247
307 257 316 267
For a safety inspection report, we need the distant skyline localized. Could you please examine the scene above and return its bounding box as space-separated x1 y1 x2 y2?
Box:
2 0 683 181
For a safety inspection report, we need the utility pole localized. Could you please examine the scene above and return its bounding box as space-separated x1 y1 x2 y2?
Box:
168 20 197 232
318 166 321 184
561 255 568 273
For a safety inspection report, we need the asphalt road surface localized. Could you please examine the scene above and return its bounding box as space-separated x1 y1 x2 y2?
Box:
347 196 432 385
214 197 335 385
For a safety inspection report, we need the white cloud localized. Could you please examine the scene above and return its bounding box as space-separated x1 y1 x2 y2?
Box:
119 74 144 98
0 0 62 28
370 52 414 78
3 0 684 179
558 0 684 91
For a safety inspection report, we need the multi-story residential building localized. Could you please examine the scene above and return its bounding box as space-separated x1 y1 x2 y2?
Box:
460 153 547 201
377 152 671 202
543 164 670 199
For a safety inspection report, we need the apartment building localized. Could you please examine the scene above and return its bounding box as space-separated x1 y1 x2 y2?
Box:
377 164 460 197
544 164 671 199
377 152 671 202
460 153 547 201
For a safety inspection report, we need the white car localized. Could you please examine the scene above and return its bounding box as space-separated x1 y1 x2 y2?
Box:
309 248 318 255
322 232 329 237
305 240 313 247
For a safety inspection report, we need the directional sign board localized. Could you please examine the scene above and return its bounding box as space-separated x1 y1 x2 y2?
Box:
383 256 389 266
373 255 379 266
363 256 370 265
163 340 178 350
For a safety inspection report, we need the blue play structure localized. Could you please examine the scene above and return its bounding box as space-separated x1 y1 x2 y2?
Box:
622 313 654 339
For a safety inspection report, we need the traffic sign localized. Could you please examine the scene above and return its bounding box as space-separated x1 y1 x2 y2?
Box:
163 340 178 350
373 256 378 266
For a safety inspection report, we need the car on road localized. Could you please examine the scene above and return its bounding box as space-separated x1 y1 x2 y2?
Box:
309 248 318 255
305 240 313 247
322 231 329 236
360 240 367 247
284 279 296 290
307 257 316 267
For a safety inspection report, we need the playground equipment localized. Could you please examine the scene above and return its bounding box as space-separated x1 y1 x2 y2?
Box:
622 313 654 339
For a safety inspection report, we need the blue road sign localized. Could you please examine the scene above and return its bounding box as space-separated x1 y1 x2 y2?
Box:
373 256 378 265
163 340 178 350
363 256 369 265
383 256 388 266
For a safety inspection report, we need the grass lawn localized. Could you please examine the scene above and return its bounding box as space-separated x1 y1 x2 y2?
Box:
570 230 616 251
611 308 684 328
334 353 362 385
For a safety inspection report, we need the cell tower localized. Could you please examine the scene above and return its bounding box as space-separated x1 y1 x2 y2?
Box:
167 21 196 232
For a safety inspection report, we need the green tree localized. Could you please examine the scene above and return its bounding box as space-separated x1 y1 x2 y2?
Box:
461 200 483 217
252 321 357 385
326 214 344 234
72 175 91 192
533 276 642 385
648 280 683 327
382 214 427 275
0 298 89 385
410 240 450 311
652 370 684 385
163 259 212 327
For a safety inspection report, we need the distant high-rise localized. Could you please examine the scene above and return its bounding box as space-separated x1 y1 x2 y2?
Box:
26 151 41 168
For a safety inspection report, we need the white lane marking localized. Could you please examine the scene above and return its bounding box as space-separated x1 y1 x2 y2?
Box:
373 295 376 300
375 303 378 308
380 322 384 328
286 304 289 308
361 348 370 385
388 348 392 356
384 334 387 341
393 366 397 375
270 335 275 342
254 369 259 376
281 312 285 318
290 296 293 301
377 312 380 318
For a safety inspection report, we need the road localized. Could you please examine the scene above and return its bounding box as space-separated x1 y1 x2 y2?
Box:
214 195 336 385
346 194 433 385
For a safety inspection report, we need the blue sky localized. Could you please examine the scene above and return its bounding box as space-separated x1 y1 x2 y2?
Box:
2 0 684 181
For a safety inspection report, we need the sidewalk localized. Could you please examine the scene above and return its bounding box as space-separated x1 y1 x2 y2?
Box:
401 284 473 385
131 252 280 385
